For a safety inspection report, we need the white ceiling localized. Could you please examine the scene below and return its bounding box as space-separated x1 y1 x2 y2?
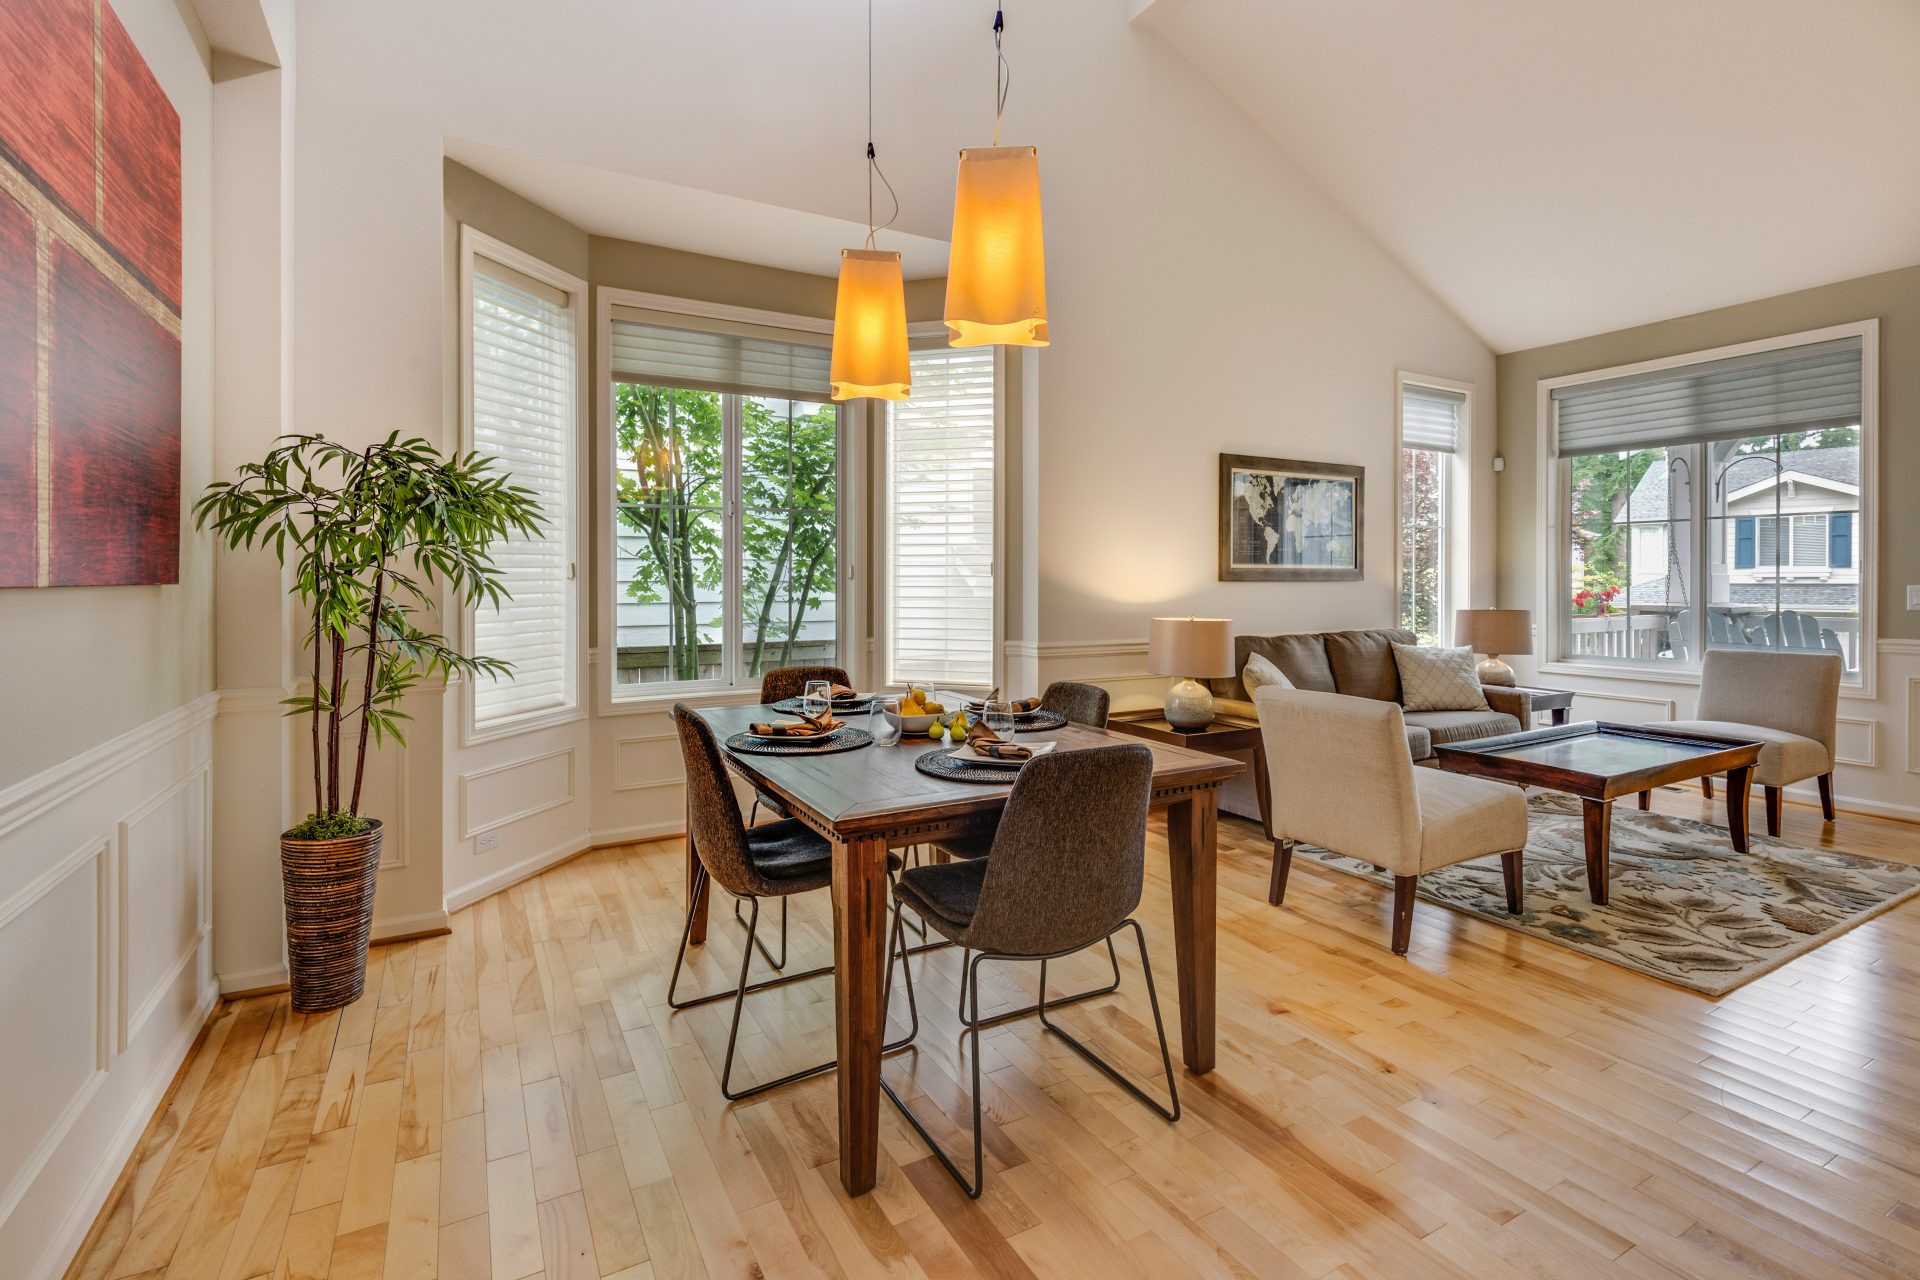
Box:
1133 0 1920 352
445 139 953 280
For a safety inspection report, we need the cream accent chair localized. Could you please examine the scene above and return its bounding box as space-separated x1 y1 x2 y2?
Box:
1664 649 1842 836
1257 687 1530 955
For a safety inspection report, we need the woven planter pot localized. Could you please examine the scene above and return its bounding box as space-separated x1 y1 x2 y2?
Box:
281 820 383 1013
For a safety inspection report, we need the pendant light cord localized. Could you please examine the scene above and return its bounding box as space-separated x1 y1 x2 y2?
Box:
992 2 1010 146
864 0 899 250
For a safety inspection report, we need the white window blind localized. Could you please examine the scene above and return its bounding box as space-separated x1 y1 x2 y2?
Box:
609 306 831 400
887 346 996 687
1552 336 1862 458
470 257 576 728
1401 384 1463 453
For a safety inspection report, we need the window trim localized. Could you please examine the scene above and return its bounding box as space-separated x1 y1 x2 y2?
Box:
1394 371 1473 647
593 286 865 716
871 327 1005 695
457 226 589 745
1534 318 1878 698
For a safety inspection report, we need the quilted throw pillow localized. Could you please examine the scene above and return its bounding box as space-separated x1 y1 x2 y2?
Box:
1242 652 1294 696
1391 643 1489 712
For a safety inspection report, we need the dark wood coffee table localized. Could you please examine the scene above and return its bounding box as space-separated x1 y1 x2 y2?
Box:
1434 722 1763 905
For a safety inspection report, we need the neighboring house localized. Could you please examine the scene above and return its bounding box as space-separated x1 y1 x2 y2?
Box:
1620 446 1859 610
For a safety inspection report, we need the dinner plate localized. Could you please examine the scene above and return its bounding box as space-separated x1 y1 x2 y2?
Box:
946 739 1058 768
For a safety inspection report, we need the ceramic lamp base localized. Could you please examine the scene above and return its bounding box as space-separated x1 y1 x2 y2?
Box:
1476 655 1516 687
1164 677 1216 731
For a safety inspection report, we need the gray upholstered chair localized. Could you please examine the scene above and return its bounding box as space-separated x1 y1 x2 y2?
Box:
1258 688 1529 955
881 743 1177 1197
1665 649 1842 835
667 705 915 1099
747 665 854 826
1040 679 1111 728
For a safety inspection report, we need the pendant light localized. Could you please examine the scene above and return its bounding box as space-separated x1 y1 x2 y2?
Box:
943 2 1048 348
829 0 911 401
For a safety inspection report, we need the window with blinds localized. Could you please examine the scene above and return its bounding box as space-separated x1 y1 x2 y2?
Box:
1398 380 1463 644
467 250 578 731
887 346 997 688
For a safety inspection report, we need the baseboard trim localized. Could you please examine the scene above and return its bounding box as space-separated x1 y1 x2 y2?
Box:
39 979 220 1280
372 910 451 943
216 962 288 996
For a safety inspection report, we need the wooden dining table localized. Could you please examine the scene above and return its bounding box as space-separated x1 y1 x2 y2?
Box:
685 703 1243 1195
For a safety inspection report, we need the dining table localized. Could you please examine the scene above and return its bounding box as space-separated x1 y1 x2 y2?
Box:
684 701 1244 1195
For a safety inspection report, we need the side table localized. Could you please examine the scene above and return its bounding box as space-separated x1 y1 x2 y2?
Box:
1109 711 1271 836
1505 685 1575 727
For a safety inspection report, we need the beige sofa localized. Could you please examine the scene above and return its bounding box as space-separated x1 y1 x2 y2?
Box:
1210 628 1531 821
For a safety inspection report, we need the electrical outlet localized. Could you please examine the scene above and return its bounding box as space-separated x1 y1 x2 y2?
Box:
476 831 500 853
1908 585 1920 611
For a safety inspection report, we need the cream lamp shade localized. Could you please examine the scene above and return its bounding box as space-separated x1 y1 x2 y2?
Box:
1148 616 1234 731
943 146 1049 348
829 249 910 401
1454 608 1533 687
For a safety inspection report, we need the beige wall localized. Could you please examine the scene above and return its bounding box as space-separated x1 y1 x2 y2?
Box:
1497 262 1920 641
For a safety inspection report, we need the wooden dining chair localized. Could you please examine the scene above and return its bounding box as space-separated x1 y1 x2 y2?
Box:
881 743 1178 1197
667 705 917 1099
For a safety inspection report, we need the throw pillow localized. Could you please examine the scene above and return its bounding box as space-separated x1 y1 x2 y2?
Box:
1242 652 1294 696
1392 643 1489 712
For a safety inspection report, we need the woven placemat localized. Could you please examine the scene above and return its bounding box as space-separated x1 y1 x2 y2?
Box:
771 696 875 715
726 728 874 756
962 707 1068 733
914 747 1023 784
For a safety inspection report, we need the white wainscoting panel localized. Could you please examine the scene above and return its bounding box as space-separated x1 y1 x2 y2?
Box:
1568 691 1676 724
0 694 218 1280
1834 716 1877 769
458 747 576 839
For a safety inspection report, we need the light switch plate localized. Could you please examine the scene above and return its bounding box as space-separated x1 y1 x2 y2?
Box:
477 831 499 853
1909 585 1920 610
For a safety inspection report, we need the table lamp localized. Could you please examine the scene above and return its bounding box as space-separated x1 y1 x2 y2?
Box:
1148 616 1235 731
1454 608 1533 687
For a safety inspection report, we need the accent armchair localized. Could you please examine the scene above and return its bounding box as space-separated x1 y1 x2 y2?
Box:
1665 649 1842 835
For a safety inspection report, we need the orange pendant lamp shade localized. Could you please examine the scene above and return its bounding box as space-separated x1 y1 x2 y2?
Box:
943 145 1049 348
829 248 910 401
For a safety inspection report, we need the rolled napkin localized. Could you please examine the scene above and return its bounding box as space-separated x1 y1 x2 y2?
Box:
829 683 862 703
965 720 1031 761
1010 697 1042 714
748 710 841 738
965 689 1042 715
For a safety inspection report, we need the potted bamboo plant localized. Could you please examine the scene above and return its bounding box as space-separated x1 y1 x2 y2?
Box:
195 433 543 1012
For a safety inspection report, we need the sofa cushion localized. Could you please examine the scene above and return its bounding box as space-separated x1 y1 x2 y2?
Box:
1404 725 1435 761
1327 629 1415 702
1402 709 1523 745
1214 632 1337 700
1393 643 1490 712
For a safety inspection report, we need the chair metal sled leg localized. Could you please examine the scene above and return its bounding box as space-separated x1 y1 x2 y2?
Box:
955 933 1125 1029
1035 920 1180 1123
882 913 988 1197
669 867 919 1100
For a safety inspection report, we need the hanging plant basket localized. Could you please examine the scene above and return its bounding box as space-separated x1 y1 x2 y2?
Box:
281 820 384 1012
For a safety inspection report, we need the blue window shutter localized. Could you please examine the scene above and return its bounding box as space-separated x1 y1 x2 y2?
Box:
1829 512 1852 568
1734 517 1756 569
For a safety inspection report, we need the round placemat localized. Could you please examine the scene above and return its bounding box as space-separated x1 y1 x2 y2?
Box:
962 707 1067 733
771 696 875 715
726 728 874 756
914 748 1022 784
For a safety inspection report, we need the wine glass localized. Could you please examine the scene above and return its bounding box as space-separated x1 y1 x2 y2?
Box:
803 679 830 719
872 696 901 746
984 698 1015 735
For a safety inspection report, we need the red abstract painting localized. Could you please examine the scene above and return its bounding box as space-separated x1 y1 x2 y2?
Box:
0 0 182 587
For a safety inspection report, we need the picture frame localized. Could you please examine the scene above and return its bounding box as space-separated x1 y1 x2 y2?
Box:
1218 454 1363 582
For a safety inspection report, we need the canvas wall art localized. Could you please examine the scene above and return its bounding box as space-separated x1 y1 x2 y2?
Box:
1219 453 1363 581
0 0 182 588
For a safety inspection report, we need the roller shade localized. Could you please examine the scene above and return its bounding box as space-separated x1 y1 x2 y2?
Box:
887 346 996 688
610 305 830 400
1553 337 1862 458
470 258 577 728
1401 384 1463 453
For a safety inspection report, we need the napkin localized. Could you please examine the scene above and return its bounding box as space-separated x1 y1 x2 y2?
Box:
965 720 1031 761
749 710 841 738
828 683 862 702
968 688 1042 715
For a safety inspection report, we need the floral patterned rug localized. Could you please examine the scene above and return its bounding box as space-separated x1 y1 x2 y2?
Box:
1298 792 1920 995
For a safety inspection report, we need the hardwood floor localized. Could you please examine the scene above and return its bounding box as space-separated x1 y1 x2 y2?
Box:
66 788 1920 1280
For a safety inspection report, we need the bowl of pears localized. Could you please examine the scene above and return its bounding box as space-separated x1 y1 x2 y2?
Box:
891 690 968 740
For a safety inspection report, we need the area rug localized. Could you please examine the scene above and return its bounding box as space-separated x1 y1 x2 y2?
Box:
1296 792 1920 995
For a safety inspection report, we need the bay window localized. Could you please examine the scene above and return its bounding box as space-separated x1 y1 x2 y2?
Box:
606 305 844 697
1548 327 1871 682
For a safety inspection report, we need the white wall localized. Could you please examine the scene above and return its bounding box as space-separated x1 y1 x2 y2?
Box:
0 2 220 1271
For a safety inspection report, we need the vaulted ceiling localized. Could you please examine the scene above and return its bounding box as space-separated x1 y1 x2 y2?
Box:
1132 0 1920 351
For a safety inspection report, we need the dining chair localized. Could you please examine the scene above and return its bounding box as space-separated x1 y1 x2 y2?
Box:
880 743 1178 1197
667 705 917 1099
1040 680 1111 729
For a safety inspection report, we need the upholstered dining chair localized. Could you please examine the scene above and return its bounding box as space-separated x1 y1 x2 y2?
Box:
1664 648 1842 835
667 705 916 1099
1039 679 1111 729
1258 687 1529 955
881 743 1178 1197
